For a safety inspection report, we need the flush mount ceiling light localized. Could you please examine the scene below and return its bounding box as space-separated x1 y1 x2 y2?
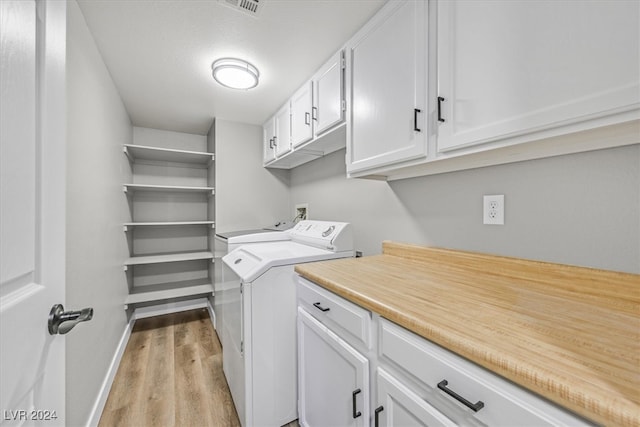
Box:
211 58 259 90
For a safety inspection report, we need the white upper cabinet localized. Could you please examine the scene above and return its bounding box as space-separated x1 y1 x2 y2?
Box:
263 115 276 165
264 102 292 163
274 102 292 157
437 0 640 152
291 81 314 148
265 49 348 170
313 50 346 136
346 0 429 175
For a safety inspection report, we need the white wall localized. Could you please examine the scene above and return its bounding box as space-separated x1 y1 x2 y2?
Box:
214 119 290 232
66 1 132 425
290 144 640 274
133 126 207 151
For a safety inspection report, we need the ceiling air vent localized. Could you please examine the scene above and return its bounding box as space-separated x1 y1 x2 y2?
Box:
218 0 263 17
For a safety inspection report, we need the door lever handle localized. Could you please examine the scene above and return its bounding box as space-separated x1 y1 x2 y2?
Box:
48 304 94 335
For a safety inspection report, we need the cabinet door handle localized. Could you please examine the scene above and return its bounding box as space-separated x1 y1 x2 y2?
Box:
374 406 384 427
437 380 484 412
305 112 311 125
273 136 277 146
313 302 330 312
312 106 318 121
269 138 274 149
413 108 421 132
352 388 362 419
437 96 445 122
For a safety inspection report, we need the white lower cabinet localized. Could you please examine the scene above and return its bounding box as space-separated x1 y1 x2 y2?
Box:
297 277 595 427
378 319 594 427
297 308 369 427
375 368 457 427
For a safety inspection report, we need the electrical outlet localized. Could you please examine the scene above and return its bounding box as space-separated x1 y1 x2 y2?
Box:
483 195 504 225
295 203 309 221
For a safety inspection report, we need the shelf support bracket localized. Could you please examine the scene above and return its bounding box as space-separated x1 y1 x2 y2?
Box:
123 146 134 163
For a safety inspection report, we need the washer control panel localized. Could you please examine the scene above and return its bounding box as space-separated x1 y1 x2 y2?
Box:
289 220 353 252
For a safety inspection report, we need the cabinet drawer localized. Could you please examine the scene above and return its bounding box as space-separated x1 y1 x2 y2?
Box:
297 277 371 348
376 368 457 427
379 319 593 427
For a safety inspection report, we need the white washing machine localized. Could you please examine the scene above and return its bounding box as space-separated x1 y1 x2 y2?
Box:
221 220 354 427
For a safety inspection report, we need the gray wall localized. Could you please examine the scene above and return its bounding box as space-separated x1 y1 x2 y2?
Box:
290 144 640 274
214 119 290 232
66 1 132 425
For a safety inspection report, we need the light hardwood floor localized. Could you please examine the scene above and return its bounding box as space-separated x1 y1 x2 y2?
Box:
99 309 241 426
100 309 299 427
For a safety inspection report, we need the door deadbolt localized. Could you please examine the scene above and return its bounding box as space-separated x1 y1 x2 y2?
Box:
48 304 93 335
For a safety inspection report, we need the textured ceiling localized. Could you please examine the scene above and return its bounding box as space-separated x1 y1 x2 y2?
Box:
76 0 386 135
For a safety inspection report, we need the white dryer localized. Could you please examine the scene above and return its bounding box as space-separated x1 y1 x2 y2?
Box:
214 229 288 346
221 220 354 427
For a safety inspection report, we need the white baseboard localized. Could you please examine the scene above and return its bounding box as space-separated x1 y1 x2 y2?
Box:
85 317 134 427
206 297 216 330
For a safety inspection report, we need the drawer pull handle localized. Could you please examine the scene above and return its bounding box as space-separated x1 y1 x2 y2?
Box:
313 302 330 312
352 388 362 418
437 380 484 412
374 406 384 427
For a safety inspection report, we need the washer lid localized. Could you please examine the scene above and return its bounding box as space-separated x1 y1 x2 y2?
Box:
227 230 289 245
216 228 285 241
222 241 350 282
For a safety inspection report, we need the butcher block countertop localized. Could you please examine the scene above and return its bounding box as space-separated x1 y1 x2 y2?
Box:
294 242 640 427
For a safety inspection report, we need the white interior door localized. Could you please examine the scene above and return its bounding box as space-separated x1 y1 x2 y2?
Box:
1 0 67 424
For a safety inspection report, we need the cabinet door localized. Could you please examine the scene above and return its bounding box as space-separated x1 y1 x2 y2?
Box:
291 81 314 148
346 0 428 174
263 116 276 164
274 102 292 157
313 50 345 136
375 369 457 427
437 0 640 152
298 308 369 427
